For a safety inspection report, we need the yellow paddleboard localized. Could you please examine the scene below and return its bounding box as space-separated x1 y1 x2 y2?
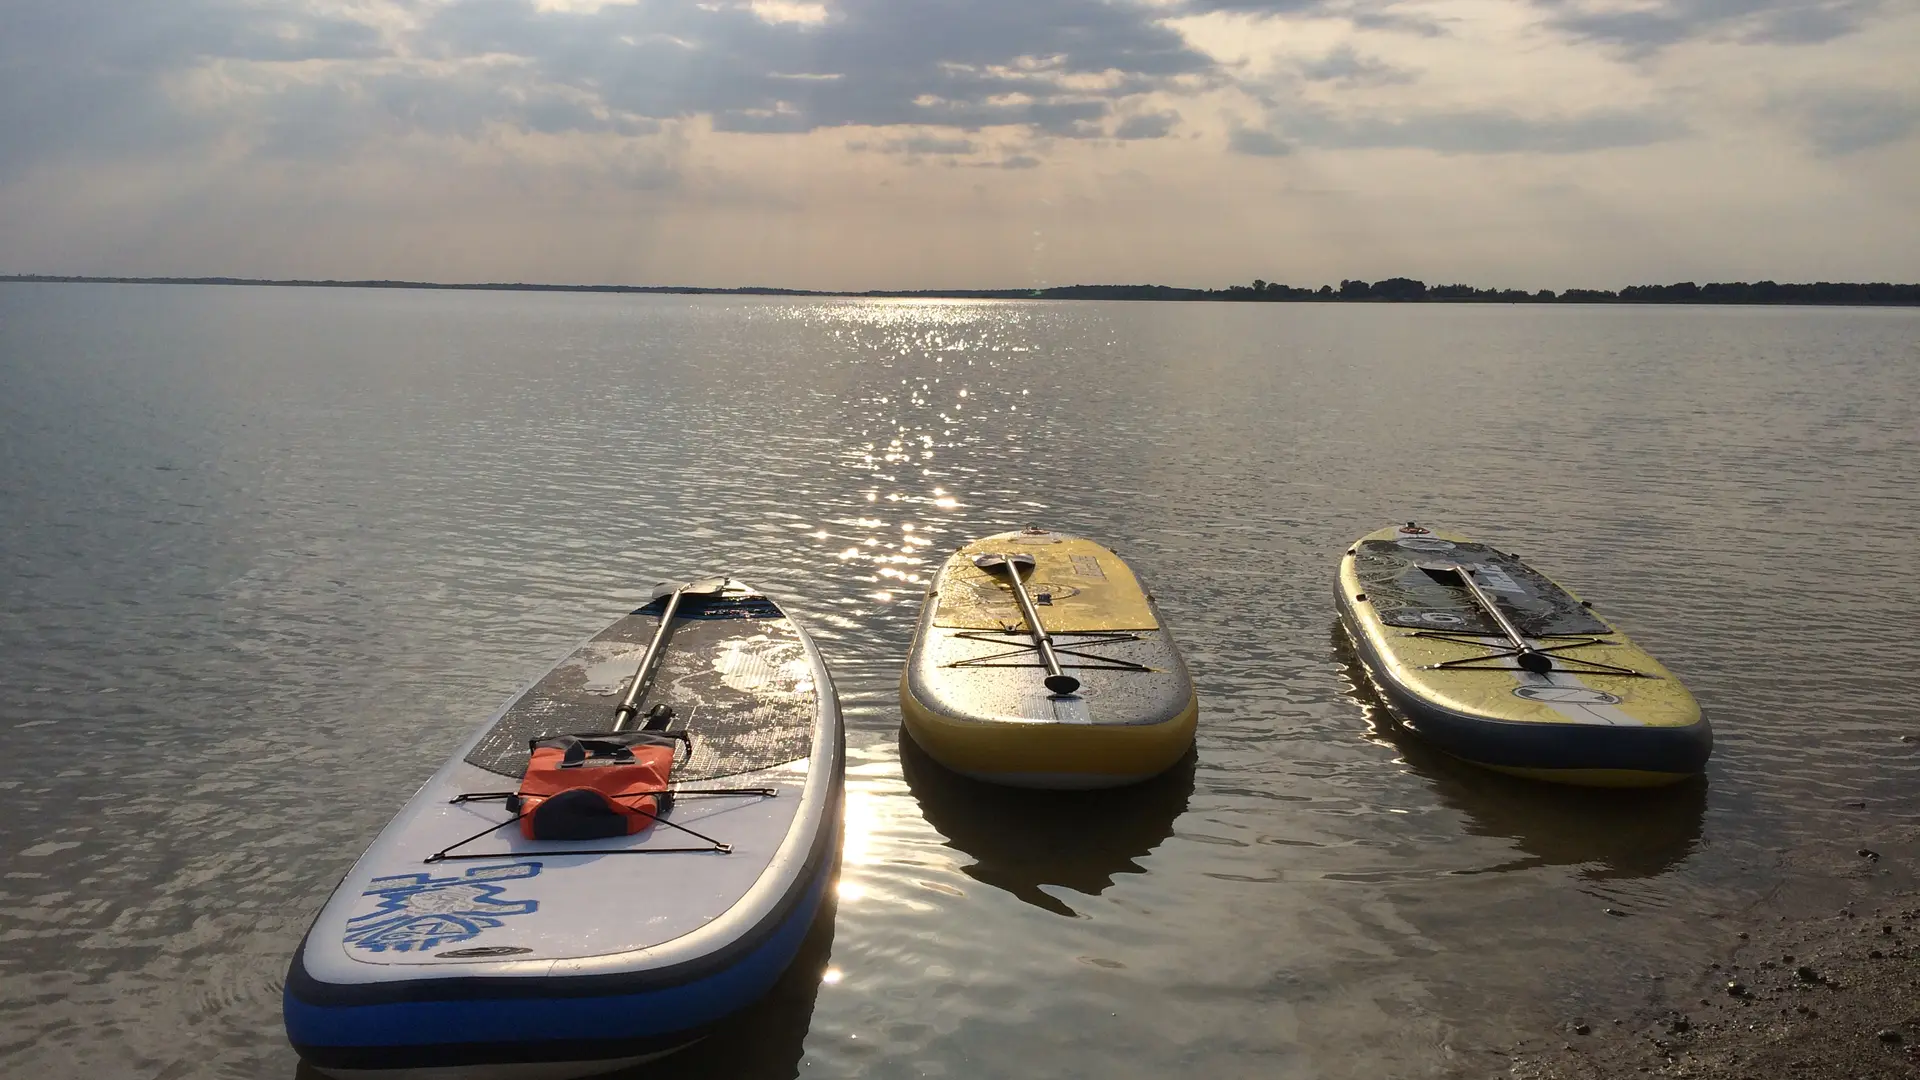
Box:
902 528 1197 789
1337 523 1710 787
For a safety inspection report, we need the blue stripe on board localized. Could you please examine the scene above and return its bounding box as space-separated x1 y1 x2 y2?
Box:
1338 596 1711 776
285 853 831 1056
1399 699 1712 774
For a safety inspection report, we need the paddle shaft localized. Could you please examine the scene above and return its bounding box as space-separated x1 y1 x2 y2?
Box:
613 589 686 732
1447 564 1553 673
999 562 1081 696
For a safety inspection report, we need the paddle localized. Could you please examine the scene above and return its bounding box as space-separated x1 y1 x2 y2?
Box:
612 577 729 731
1417 563 1554 673
973 553 1081 695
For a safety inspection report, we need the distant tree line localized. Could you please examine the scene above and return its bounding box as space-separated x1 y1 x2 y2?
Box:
1213 278 1920 305
6 274 1917 305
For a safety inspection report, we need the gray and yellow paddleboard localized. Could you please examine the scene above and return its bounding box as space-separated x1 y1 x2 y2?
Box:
1337 523 1710 787
902 527 1197 789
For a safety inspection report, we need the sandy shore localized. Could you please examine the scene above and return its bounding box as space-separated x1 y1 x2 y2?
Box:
1511 822 1920 1080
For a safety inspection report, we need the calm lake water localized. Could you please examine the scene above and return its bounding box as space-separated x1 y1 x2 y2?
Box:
2 283 1917 1079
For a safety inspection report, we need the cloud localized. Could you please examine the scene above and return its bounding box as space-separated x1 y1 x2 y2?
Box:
250 67 673 162
972 153 1042 168
1114 110 1180 138
1780 89 1920 156
849 133 981 154
0 0 387 177
1539 0 1883 51
1348 7 1451 36
892 134 981 154
1179 0 1336 13
0 0 1223 181
422 0 1215 137
1178 0 1450 33
1296 44 1417 86
1228 127 1293 155
0 0 1866 190
1284 106 1686 154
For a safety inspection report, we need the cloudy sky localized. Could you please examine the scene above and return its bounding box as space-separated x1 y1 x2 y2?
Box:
2 0 1915 289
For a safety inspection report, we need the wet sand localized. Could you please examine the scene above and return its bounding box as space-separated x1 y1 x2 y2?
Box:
1512 821 1920 1080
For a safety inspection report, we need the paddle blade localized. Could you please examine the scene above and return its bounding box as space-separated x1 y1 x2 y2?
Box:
650 576 730 600
972 553 1037 579
1415 562 1466 585
1044 673 1081 696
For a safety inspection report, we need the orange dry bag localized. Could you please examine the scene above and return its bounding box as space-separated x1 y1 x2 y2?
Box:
514 732 683 841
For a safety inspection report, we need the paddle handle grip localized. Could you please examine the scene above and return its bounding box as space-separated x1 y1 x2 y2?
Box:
614 589 684 731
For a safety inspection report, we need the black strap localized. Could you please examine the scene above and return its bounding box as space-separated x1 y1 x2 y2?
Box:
427 787 777 863
529 730 694 767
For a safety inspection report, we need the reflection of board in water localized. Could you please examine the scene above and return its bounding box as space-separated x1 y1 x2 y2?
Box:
899 730 1194 917
1333 625 1705 881
1389 727 1704 880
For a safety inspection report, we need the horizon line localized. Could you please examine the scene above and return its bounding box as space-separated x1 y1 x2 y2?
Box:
4 273 1919 306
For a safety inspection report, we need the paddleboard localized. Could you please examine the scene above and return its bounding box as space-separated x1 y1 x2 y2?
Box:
284 579 843 1078
1337 523 1710 787
901 527 1197 789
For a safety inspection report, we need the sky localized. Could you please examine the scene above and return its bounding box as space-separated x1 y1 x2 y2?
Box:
1 0 1916 290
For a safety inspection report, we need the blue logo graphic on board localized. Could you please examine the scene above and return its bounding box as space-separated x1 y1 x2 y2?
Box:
344 863 541 953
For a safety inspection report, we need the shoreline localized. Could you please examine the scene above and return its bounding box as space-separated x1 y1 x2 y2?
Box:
4 274 1919 307
1510 821 1920 1080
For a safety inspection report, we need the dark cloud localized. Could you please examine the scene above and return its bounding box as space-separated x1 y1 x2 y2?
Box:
0 0 1219 178
1287 106 1685 153
1180 0 1330 13
424 0 1213 136
1349 9 1451 36
1783 89 1919 155
1539 0 1881 51
1181 0 1449 34
1297 45 1417 86
1228 128 1293 155
1114 111 1180 138
1 0 382 68
0 0 385 177
0 0 1833 184
848 133 981 154
371 71 626 138
1229 106 1683 156
894 134 982 155
245 67 663 161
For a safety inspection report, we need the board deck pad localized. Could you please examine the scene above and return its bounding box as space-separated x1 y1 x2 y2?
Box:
933 536 1160 632
465 595 816 782
1352 539 1611 637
